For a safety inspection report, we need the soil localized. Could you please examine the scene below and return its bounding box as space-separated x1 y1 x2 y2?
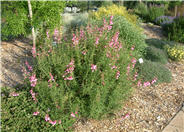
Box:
0 38 32 87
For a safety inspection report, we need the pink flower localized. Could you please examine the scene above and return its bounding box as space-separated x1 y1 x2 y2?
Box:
108 25 112 30
95 37 99 45
143 81 151 87
33 111 40 116
25 61 33 71
121 113 130 120
64 76 73 80
131 58 136 64
32 46 36 58
116 70 120 79
134 72 138 81
111 65 117 70
131 46 135 51
10 92 19 97
48 73 55 82
137 81 142 87
30 89 37 102
151 78 157 84
72 34 79 47
71 112 76 118
82 51 87 55
54 29 59 36
45 114 50 122
49 120 57 126
29 74 37 87
91 64 97 72
109 16 113 25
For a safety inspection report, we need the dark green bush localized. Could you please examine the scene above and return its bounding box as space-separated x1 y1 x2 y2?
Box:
145 38 175 49
162 16 184 43
134 2 149 22
148 6 165 22
135 3 166 23
135 59 172 83
144 46 168 64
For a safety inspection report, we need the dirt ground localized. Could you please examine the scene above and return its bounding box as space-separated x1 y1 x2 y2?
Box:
0 38 32 87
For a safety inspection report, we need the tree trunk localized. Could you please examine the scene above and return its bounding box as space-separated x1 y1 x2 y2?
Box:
174 5 178 17
28 0 36 48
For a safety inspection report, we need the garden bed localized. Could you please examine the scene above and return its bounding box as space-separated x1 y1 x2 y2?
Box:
74 60 184 132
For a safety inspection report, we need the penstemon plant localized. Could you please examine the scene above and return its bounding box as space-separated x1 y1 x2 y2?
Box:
23 16 139 130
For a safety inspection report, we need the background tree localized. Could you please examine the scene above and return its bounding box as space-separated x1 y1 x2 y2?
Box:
1 1 66 41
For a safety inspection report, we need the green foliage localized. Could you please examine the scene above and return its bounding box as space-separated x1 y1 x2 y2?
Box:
148 6 165 22
112 16 147 57
145 38 176 49
144 46 168 64
1 2 30 40
162 16 184 43
1 87 74 132
32 17 135 121
135 2 166 23
135 60 172 83
134 2 149 22
1 1 66 40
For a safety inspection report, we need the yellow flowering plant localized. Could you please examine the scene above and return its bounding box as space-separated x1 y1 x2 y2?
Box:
90 4 141 31
165 45 184 61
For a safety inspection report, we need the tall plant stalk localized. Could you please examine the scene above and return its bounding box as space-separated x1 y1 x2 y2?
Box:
28 0 36 48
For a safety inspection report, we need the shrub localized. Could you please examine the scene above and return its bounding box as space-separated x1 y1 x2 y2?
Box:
112 16 147 57
162 16 184 43
135 59 172 84
148 5 165 22
144 46 168 64
165 44 184 61
90 4 140 29
145 38 175 49
134 2 149 21
1 87 74 132
1 1 66 40
21 16 136 131
155 16 175 25
135 3 166 23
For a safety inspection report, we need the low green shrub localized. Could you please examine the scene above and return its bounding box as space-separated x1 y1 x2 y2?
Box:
165 44 184 61
112 16 147 57
135 59 172 83
1 87 74 132
162 16 184 43
144 46 168 64
145 38 175 49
